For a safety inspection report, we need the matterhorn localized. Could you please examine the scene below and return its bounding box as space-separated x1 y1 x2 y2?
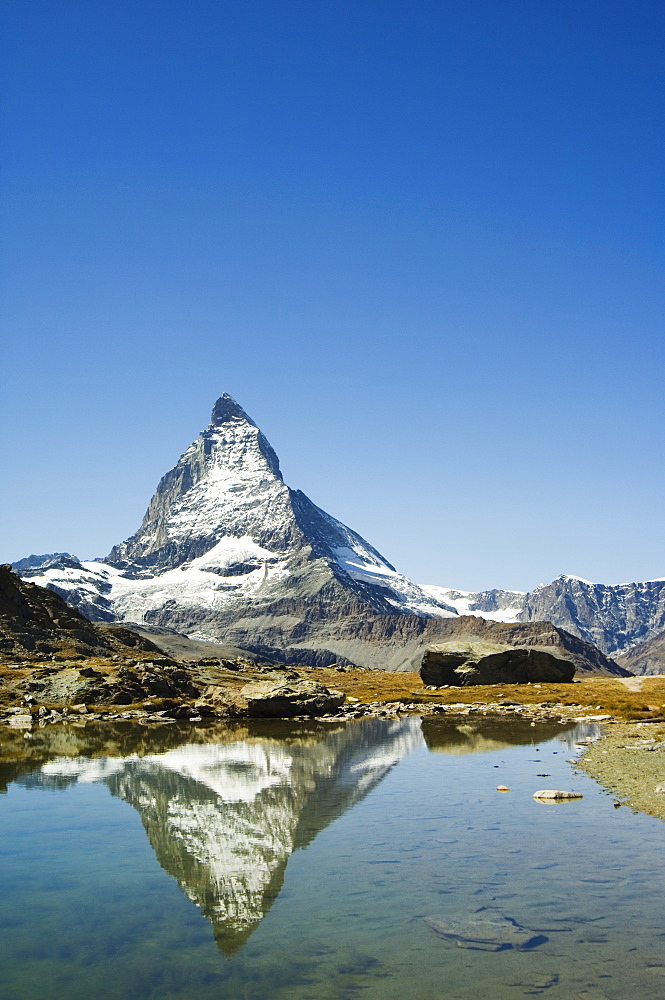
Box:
17 394 635 673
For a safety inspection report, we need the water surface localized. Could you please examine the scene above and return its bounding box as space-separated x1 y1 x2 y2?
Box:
1 716 664 999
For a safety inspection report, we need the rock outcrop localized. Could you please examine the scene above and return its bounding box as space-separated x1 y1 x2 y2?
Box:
0 564 161 661
419 640 576 687
239 679 344 717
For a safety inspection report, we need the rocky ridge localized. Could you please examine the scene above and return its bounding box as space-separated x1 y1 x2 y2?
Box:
427 576 665 662
519 575 665 657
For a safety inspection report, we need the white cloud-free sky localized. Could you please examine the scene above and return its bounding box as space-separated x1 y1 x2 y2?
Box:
2 1 664 591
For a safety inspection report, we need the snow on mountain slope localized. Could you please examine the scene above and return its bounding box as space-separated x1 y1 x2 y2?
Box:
20 557 116 622
420 584 526 623
108 395 295 570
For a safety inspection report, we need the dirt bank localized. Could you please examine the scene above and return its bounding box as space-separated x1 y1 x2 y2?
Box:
577 719 665 822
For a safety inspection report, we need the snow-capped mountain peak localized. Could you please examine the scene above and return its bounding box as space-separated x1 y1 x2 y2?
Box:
22 393 457 648
107 394 291 572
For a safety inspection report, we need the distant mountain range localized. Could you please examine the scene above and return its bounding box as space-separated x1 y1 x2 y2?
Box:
427 575 665 667
14 394 664 674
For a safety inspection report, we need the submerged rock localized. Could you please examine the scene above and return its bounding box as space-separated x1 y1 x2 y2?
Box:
423 913 547 951
419 640 576 687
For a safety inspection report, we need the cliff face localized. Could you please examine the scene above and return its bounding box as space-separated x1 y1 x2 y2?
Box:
615 629 665 676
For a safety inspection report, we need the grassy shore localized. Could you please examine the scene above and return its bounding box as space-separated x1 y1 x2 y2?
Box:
312 668 665 823
311 668 665 721
574 719 665 822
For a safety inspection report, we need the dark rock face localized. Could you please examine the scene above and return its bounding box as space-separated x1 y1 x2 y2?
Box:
419 640 576 687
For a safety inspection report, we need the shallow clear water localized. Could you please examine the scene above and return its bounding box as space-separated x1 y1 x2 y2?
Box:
1 715 664 999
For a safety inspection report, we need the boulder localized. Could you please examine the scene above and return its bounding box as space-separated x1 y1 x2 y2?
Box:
240 679 344 718
423 913 547 951
419 640 575 687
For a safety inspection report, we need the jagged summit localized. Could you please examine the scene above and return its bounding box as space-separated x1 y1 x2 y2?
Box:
107 393 286 570
103 391 444 619
210 393 257 427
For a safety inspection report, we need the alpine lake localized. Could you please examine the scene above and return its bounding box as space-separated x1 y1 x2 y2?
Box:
1 714 664 1000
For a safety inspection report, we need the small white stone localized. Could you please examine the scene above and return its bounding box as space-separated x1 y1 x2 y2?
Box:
533 789 583 800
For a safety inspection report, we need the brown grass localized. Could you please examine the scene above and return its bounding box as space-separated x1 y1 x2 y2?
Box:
310 668 665 720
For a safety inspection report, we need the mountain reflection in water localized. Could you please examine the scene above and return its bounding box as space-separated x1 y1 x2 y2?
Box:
27 718 422 955
5 715 586 958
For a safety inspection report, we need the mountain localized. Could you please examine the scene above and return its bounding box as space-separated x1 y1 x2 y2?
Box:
615 629 665 676
426 576 665 669
103 394 453 621
18 395 468 668
13 394 628 674
11 553 75 574
421 586 526 623
518 575 665 658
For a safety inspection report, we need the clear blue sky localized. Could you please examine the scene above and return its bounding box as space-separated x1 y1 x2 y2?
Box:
2 0 664 592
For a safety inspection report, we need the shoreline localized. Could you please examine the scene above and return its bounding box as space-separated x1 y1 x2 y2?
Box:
576 719 665 823
3 659 665 822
